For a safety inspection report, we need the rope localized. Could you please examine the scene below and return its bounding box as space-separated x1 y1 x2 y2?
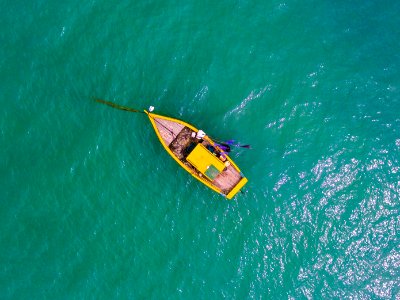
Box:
95 98 176 138
94 98 145 114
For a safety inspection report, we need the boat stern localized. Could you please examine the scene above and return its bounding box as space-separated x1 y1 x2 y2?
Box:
226 177 248 199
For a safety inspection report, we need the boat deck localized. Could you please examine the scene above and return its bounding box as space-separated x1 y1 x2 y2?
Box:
151 116 244 195
152 117 185 146
213 164 242 194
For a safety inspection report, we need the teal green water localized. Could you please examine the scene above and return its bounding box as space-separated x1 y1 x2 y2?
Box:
1 0 400 298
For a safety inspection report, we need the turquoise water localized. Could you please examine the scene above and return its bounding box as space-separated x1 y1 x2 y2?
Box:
1 0 400 298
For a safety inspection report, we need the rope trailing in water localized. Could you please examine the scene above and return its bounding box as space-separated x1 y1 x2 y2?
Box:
94 98 146 114
94 98 176 138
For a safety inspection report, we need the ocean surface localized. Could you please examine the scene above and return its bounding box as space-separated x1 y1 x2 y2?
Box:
1 0 399 298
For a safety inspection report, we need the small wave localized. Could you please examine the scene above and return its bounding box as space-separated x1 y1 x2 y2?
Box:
224 86 270 118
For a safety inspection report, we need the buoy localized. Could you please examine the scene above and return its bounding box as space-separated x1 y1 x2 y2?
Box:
149 106 155 112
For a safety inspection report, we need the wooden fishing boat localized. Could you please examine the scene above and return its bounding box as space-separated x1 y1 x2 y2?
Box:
94 99 248 199
145 108 248 199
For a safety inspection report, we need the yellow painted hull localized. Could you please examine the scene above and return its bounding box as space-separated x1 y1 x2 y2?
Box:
146 111 247 199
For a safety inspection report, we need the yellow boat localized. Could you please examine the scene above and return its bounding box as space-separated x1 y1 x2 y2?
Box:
146 108 248 199
95 99 248 199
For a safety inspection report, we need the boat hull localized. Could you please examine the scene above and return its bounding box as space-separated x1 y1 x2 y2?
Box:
146 111 247 199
